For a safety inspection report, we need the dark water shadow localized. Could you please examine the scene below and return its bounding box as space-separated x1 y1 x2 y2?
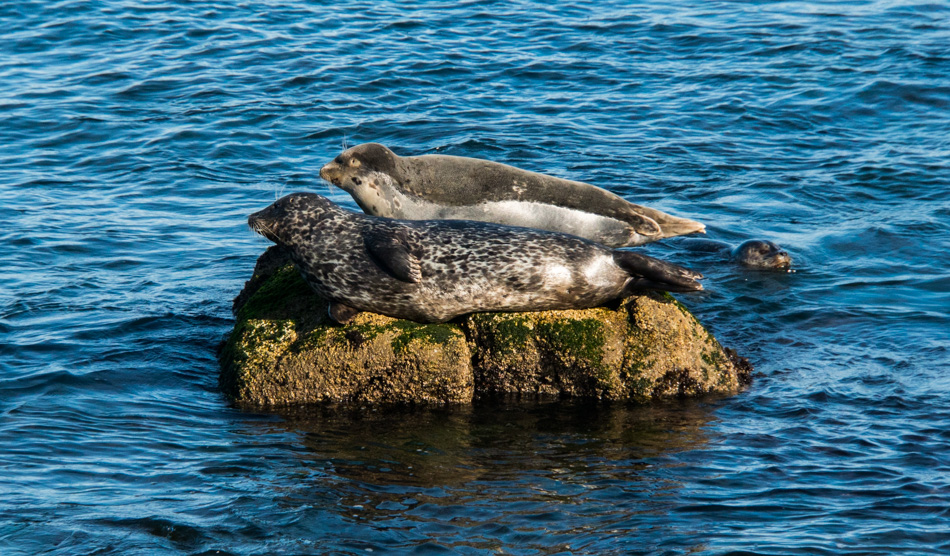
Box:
267 397 720 485
224 398 724 552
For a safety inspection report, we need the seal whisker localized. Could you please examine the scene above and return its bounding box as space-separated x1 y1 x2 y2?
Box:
249 219 276 239
322 173 337 195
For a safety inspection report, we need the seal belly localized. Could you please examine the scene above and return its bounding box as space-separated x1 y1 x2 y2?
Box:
395 195 643 246
410 252 623 320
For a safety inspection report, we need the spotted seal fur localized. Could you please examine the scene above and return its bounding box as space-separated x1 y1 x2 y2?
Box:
248 193 703 324
319 143 705 247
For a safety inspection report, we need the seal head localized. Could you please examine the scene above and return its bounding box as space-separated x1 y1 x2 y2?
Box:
248 193 339 246
319 143 404 217
320 143 706 248
730 240 792 270
249 193 703 324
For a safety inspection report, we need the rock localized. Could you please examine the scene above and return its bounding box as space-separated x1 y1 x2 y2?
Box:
220 246 751 406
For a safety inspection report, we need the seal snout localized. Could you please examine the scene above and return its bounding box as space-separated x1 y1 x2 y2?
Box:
765 245 792 270
774 250 792 270
248 207 281 243
319 161 343 186
248 215 271 241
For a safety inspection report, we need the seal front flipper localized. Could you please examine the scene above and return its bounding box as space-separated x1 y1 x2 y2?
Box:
328 302 361 324
364 225 423 283
613 250 703 293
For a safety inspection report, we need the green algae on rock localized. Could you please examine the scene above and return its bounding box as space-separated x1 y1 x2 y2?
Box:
220 247 751 406
464 309 627 399
221 249 473 405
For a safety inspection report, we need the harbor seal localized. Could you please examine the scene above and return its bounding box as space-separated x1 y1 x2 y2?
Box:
680 238 792 271
248 193 703 324
319 143 705 248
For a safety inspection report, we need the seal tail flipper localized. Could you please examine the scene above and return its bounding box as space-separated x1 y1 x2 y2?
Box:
613 250 703 293
625 204 706 240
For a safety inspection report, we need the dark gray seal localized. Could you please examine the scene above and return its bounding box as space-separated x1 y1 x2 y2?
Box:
680 238 792 271
319 143 705 248
248 193 703 324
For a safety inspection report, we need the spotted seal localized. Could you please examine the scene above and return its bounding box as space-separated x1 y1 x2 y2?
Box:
319 143 705 247
680 238 792 271
248 193 703 324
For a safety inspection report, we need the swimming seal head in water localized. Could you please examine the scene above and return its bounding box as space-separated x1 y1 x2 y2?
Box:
730 240 792 270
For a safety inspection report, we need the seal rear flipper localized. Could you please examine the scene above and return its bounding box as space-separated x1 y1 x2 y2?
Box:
624 277 703 294
364 225 423 283
619 212 662 237
613 250 703 293
328 302 361 324
623 204 706 240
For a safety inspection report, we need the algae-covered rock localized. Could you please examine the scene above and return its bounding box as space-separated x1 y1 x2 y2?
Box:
464 296 745 402
221 248 473 405
464 309 628 398
220 247 751 406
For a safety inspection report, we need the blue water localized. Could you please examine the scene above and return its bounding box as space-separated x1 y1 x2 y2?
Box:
2 1 949 554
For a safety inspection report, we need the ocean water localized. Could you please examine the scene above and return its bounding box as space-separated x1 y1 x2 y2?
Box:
2 0 949 554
